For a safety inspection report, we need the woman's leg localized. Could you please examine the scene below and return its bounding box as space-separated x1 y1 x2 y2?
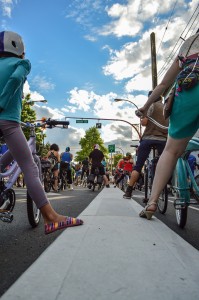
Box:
0 121 83 226
146 135 191 211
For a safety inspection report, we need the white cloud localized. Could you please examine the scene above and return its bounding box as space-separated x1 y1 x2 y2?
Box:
31 75 55 92
0 0 14 18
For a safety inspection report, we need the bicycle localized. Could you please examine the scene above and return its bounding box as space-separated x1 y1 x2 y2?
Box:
0 118 69 226
118 170 130 192
143 145 168 214
87 167 103 191
59 161 70 191
41 159 61 193
173 137 199 228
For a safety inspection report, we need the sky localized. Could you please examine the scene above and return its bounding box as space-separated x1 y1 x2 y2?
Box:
0 0 198 158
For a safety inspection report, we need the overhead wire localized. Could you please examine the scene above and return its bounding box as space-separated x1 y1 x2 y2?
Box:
156 0 178 56
157 3 199 79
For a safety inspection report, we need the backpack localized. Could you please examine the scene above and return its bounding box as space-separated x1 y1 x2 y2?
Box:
48 152 57 169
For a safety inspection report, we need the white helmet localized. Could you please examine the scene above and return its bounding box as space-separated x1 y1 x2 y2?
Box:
0 31 25 56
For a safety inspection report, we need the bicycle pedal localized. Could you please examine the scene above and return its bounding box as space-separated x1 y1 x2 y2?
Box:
0 211 13 223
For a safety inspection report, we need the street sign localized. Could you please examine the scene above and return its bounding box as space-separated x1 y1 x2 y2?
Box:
96 123 102 128
76 120 88 123
108 144 115 153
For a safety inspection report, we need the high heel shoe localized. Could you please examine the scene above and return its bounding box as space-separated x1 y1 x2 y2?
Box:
139 202 157 220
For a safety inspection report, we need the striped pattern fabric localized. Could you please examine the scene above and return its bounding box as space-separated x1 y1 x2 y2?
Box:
45 216 83 234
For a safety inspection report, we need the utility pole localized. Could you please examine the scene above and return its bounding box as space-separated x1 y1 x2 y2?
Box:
150 32 157 89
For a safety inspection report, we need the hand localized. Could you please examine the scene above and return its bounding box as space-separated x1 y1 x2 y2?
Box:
135 106 148 118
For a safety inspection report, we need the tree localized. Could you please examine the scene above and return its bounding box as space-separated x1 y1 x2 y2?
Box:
75 126 108 161
21 94 46 156
113 153 123 168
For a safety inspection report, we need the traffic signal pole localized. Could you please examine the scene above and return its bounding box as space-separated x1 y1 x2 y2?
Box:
64 116 141 140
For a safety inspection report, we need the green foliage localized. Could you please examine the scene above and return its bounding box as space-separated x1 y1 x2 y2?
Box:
113 153 123 167
75 126 108 161
21 94 47 156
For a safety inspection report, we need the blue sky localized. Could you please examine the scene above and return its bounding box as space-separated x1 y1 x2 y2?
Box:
0 0 198 157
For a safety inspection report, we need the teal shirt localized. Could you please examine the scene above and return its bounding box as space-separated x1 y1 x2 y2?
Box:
0 57 31 123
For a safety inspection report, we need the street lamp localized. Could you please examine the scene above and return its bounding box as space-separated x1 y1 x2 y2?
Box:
114 98 142 136
26 99 48 105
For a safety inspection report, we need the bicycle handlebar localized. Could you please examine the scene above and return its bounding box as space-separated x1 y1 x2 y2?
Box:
135 110 168 130
21 118 70 128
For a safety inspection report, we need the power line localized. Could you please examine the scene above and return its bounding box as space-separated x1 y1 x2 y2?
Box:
156 0 178 55
157 3 199 79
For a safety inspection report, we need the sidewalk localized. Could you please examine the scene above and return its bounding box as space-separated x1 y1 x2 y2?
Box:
2 186 199 300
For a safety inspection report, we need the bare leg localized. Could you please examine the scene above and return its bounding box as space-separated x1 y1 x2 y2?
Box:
129 170 140 187
146 135 191 211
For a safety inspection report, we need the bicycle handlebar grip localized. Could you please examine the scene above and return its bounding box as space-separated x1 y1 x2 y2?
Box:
135 110 143 118
46 119 70 126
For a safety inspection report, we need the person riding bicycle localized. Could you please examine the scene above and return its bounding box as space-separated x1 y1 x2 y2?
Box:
137 30 199 220
0 30 83 233
123 93 169 199
74 162 82 186
80 157 89 181
114 152 134 187
60 146 73 190
47 143 60 192
88 144 110 188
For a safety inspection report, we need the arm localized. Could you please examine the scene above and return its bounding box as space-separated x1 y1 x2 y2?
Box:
137 57 180 116
0 59 31 111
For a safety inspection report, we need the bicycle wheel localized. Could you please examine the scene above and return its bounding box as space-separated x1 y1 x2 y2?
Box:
27 155 41 228
44 170 51 193
122 176 128 192
157 186 168 214
144 167 149 203
2 189 16 212
174 159 189 228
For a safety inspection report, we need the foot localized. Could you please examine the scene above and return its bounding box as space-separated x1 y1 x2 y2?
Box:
139 202 157 220
123 185 133 199
45 216 84 234
106 184 110 188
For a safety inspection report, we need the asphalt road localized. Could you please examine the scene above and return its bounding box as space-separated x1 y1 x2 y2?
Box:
1 186 199 297
0 185 101 297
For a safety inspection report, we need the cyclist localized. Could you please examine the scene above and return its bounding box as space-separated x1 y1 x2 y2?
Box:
88 144 110 188
80 157 89 182
0 31 83 234
74 162 82 186
138 31 199 219
114 152 134 187
123 93 168 199
47 143 60 192
60 146 73 190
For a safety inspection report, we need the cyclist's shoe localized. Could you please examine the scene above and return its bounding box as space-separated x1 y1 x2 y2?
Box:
123 185 133 199
45 216 84 235
68 184 73 190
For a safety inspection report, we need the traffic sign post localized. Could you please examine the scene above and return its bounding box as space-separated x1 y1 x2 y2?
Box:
76 120 88 123
108 144 115 153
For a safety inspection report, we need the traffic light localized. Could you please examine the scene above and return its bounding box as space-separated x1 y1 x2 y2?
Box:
96 123 102 129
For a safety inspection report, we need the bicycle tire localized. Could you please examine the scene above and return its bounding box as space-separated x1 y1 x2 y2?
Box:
157 186 168 214
44 170 51 193
27 155 41 228
174 159 189 228
144 167 149 202
3 189 16 212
